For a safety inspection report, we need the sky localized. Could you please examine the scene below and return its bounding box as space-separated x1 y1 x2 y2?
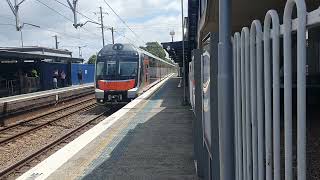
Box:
0 0 188 62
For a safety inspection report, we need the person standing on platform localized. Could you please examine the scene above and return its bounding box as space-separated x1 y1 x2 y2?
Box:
53 69 58 89
31 69 38 78
77 69 83 85
60 70 66 87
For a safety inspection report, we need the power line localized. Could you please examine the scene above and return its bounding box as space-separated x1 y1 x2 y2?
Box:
34 0 103 40
3 0 111 52
3 17 103 48
114 31 140 48
34 0 74 23
40 0 125 46
51 1 110 46
103 0 146 45
52 0 99 24
0 23 15 26
116 26 180 30
2 12 105 47
0 15 15 21
81 26 103 39
43 0 102 39
52 0 110 45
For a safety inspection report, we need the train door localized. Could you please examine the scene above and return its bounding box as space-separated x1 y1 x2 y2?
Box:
144 57 150 86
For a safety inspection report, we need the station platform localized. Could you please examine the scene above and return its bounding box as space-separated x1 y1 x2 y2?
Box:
18 76 198 180
0 84 94 118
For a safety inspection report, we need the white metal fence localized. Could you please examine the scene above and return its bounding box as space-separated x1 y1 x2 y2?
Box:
231 0 319 179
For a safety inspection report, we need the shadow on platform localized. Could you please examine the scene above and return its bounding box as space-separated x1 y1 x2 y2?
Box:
82 77 199 180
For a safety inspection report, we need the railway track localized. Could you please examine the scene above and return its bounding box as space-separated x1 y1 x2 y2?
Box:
0 108 109 179
0 98 96 145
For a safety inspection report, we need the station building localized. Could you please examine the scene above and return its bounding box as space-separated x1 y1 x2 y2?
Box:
0 46 94 98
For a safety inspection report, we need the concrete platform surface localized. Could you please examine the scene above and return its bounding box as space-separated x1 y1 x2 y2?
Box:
0 83 93 103
0 84 94 117
19 77 198 180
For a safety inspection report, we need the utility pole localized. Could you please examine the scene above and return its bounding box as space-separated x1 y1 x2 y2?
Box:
67 0 80 28
111 27 114 44
53 35 59 49
106 27 115 44
6 0 26 31
7 1 40 47
99 6 105 47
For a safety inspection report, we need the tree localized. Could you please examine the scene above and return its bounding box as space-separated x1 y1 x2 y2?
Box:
140 42 167 60
87 54 97 64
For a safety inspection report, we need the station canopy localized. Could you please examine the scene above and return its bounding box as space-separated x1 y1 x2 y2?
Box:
162 41 189 67
0 47 83 63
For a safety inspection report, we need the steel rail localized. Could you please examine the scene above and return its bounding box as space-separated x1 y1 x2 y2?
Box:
0 97 95 132
0 109 109 178
0 103 97 145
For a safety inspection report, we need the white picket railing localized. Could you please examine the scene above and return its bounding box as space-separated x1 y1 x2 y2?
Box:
232 0 315 179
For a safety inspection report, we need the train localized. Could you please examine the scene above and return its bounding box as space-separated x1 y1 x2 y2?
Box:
95 43 177 104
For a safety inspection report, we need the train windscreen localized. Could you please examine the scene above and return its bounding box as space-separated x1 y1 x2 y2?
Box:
119 61 138 77
96 56 138 80
96 61 117 80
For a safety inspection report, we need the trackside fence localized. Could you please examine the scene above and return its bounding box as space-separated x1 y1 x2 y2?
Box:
189 0 320 179
232 0 320 179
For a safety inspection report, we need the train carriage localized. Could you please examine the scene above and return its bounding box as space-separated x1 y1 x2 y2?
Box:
95 43 176 104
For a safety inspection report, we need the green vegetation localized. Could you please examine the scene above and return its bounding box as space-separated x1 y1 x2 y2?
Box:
140 42 171 62
87 54 97 64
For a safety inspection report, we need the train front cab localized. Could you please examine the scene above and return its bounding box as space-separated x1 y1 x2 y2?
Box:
95 45 141 104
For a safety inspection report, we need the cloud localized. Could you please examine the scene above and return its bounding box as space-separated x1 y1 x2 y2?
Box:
0 0 188 61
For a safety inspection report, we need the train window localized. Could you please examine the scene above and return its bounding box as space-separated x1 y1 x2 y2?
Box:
119 62 138 77
96 62 104 76
106 61 116 75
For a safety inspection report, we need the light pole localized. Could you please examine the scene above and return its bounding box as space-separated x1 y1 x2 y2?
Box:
20 30 24 47
78 45 87 58
19 23 40 47
170 30 175 42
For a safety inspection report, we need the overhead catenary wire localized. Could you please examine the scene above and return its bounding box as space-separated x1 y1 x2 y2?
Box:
0 23 15 26
34 0 103 40
1 1 109 59
50 0 111 44
34 0 74 23
103 0 146 45
0 15 105 49
5 0 146 47
2 0 155 57
114 31 137 47
2 6 107 46
0 14 15 21
52 0 99 24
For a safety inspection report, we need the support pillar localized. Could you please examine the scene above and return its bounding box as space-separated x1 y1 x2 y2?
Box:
218 0 235 179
